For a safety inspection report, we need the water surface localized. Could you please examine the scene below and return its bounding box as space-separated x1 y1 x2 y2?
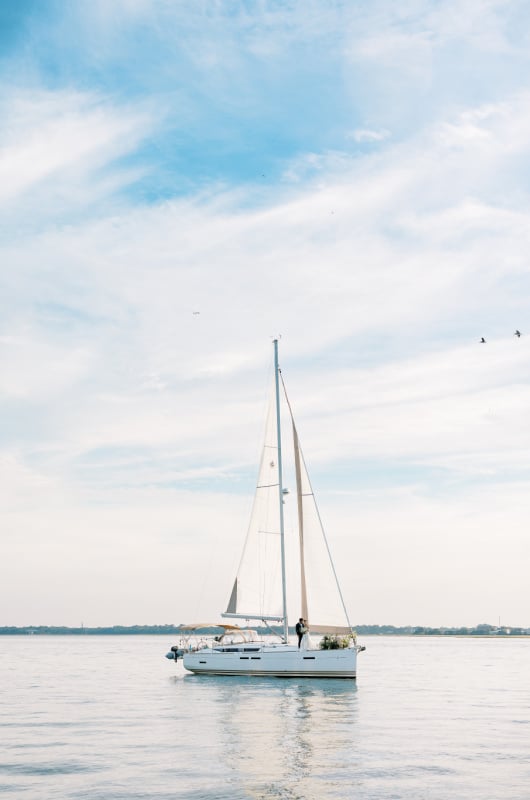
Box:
1 635 529 798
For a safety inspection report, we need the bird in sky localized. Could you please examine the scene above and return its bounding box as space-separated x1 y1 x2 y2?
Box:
480 337 486 343
514 330 521 337
192 311 200 315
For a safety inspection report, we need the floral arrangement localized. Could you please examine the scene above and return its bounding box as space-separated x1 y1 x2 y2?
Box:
319 634 353 650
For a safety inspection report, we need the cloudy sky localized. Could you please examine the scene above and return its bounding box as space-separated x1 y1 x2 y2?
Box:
2 0 530 629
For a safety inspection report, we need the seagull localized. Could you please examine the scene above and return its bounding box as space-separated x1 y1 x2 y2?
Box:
480 337 486 343
514 330 521 337
192 311 200 316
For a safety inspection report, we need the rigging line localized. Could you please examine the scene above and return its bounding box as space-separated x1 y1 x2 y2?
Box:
279 370 355 636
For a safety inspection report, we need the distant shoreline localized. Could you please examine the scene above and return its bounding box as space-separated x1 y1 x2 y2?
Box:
1 624 529 636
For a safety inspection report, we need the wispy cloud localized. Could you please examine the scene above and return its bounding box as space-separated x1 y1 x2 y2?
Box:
348 128 391 143
0 89 153 207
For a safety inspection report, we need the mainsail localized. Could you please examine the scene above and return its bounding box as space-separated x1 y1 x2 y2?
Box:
224 390 284 621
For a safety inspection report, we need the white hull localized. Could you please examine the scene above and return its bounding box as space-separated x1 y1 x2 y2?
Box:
183 644 357 678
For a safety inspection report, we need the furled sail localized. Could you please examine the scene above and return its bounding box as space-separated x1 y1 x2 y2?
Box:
287 412 352 635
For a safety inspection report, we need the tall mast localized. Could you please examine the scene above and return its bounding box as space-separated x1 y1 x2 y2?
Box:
273 338 289 644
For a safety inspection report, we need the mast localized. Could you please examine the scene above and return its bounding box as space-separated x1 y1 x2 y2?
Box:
273 338 289 644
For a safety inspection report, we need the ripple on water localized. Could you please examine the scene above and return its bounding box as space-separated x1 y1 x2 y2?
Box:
0 761 102 775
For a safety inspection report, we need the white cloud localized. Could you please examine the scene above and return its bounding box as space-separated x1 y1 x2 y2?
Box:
0 333 94 399
348 128 391 143
0 89 152 206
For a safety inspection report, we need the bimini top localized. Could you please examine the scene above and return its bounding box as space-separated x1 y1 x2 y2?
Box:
177 623 243 632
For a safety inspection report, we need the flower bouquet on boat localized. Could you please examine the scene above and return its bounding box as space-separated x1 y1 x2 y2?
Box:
167 340 364 678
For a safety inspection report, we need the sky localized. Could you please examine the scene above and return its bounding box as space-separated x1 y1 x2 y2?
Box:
2 0 530 629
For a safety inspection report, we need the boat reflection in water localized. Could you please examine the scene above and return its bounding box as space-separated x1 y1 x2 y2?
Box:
184 674 358 799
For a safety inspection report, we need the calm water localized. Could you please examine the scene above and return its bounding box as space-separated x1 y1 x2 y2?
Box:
1 635 529 799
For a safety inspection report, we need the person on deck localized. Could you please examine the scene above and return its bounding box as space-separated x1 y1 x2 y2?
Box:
296 618 307 648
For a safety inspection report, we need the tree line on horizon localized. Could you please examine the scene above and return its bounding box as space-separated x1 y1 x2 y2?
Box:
1 623 528 635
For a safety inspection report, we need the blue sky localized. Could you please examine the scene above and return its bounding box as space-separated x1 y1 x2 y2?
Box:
2 0 530 627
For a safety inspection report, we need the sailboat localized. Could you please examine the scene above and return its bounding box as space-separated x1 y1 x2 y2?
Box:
176 340 363 678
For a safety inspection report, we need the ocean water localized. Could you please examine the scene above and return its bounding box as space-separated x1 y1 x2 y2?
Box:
1 635 529 799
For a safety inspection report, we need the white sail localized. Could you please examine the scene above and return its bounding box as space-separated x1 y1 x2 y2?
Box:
224 389 284 621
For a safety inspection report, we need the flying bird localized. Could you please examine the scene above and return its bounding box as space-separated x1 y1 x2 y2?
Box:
192 311 200 316
480 337 486 343
514 330 521 337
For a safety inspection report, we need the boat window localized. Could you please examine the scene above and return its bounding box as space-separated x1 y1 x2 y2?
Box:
243 647 260 652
